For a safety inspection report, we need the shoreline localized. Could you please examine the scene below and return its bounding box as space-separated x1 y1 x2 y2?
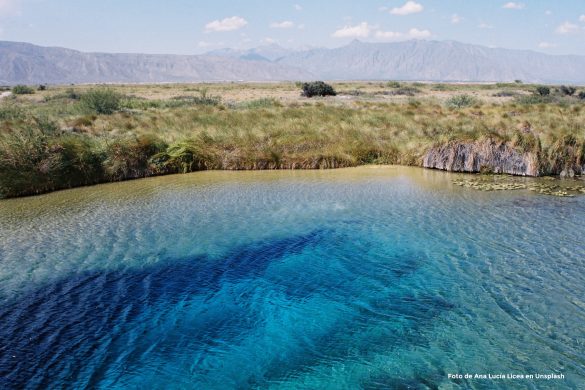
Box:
2 82 584 199
1 163 583 200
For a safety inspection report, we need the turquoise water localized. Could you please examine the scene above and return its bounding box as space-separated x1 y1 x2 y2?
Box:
0 166 584 389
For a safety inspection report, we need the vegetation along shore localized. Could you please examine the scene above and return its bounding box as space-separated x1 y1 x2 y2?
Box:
0 81 584 198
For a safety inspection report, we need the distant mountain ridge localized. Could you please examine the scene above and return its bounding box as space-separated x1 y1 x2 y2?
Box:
274 40 585 84
2 40 585 84
0 41 313 84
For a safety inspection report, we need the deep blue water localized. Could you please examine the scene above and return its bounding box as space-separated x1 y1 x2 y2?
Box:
0 167 584 389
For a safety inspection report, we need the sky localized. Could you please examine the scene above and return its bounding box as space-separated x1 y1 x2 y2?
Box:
0 0 585 55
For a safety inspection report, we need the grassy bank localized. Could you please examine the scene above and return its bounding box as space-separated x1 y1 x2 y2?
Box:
1 82 584 198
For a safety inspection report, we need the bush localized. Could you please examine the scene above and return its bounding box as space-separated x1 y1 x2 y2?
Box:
65 88 82 100
12 85 35 95
80 88 123 114
38 85 47 91
301 81 337 98
578 91 585 100
445 94 478 108
171 89 221 106
390 87 421 96
514 95 553 105
493 90 519 97
559 85 576 96
535 86 550 96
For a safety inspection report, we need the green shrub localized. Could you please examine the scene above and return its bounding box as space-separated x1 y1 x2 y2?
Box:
301 81 337 98
578 91 585 100
445 94 478 109
386 81 401 88
0 103 26 121
80 88 123 114
11 85 34 95
535 86 550 96
12 85 35 95
514 95 553 105
65 88 82 100
493 90 519 97
559 85 576 96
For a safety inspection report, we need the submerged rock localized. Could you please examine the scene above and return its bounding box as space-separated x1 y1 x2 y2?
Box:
423 139 539 176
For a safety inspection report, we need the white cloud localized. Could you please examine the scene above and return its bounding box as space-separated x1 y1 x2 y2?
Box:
556 21 579 34
502 2 525 9
262 37 276 44
270 21 294 29
332 22 372 38
407 27 431 38
297 24 305 30
451 14 462 24
538 41 556 48
375 27 431 41
580 15 585 22
478 22 493 29
204 16 248 32
294 4 302 11
545 10 552 15
375 30 403 40
389 1 423 16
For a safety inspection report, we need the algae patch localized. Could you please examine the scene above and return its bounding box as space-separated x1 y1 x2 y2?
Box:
452 176 585 197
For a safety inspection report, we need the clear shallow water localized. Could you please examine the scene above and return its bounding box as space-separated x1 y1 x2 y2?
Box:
0 166 584 389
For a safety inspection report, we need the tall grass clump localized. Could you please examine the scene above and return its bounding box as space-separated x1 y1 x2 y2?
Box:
0 103 26 121
445 94 478 108
0 127 104 197
80 88 123 114
150 139 217 174
171 91 221 107
103 134 167 180
514 95 553 105
238 98 281 109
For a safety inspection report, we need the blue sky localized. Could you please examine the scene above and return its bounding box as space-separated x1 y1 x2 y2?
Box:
0 0 584 55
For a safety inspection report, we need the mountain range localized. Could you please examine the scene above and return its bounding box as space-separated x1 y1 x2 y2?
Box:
2 39 585 85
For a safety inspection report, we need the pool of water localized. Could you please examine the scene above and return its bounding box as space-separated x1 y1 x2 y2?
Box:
0 166 584 389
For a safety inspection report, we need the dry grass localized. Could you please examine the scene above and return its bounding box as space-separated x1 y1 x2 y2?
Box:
0 81 584 197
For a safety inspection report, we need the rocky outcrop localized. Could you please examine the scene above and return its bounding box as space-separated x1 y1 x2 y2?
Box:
422 139 540 176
